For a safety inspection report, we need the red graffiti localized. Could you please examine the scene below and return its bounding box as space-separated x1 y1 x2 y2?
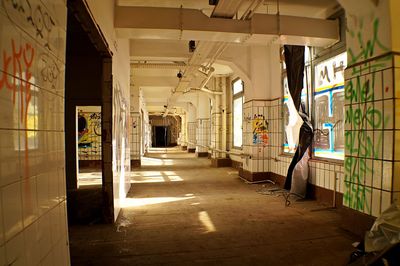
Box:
0 39 35 124
0 39 35 178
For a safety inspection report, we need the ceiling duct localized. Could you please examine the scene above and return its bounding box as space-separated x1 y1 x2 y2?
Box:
211 0 244 18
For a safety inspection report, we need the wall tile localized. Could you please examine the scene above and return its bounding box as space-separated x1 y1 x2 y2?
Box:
5 232 26 266
371 188 381 217
23 221 40 266
2 182 23 241
382 161 393 191
381 190 391 213
383 99 394 129
0 190 3 246
21 176 39 228
0 244 5 266
373 71 383 101
38 215 52 261
383 68 394 99
393 162 400 192
36 173 50 215
0 130 20 187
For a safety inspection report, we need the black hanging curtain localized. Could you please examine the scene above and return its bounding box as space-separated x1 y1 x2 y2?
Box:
283 45 314 190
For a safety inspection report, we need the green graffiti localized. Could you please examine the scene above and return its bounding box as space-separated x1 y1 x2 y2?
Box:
345 105 382 129
348 18 389 65
345 74 374 103
344 157 372 212
345 130 377 158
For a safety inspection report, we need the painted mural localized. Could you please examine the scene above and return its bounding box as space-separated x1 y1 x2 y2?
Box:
77 108 102 160
252 114 269 146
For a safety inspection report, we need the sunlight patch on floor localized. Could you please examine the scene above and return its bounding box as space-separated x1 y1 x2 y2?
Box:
77 171 102 187
141 157 175 166
122 196 195 208
131 171 183 183
198 211 216 233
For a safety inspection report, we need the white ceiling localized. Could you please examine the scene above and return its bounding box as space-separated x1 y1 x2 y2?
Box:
124 0 340 114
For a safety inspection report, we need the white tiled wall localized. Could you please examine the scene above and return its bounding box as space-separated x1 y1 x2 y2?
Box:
187 122 196 149
196 119 210 153
240 98 346 198
242 100 271 173
0 0 69 265
342 54 399 217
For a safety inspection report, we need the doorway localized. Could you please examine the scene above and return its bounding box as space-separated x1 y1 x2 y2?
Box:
65 0 113 224
153 126 169 147
76 106 102 187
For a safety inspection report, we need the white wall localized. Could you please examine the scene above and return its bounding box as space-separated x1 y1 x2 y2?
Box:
0 0 69 265
86 0 131 220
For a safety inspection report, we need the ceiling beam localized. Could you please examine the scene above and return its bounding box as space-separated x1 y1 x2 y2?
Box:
115 6 339 47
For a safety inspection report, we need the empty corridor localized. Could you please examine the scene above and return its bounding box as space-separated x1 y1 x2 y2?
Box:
69 148 356 265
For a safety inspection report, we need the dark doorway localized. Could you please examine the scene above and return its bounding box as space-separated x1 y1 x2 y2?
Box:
65 0 113 225
153 126 169 147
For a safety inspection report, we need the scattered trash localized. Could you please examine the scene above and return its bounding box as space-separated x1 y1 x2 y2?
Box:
348 204 400 265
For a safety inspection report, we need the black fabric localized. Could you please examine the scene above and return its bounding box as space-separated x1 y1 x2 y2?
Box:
284 108 314 190
284 45 305 111
283 45 313 190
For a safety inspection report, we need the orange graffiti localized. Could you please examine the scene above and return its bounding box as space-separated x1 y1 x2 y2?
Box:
0 39 35 178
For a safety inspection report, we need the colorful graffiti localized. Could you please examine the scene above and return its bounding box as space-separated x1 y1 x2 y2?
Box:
252 114 269 146
78 110 102 160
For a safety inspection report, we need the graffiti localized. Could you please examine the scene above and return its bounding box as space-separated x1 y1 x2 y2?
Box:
39 53 60 92
0 39 35 176
313 52 346 160
343 157 372 212
252 114 269 146
78 110 102 160
348 17 388 65
343 66 390 213
345 105 382 129
0 39 34 117
345 75 375 103
3 0 56 51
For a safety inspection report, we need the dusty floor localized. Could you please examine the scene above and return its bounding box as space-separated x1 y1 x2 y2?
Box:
69 148 357 265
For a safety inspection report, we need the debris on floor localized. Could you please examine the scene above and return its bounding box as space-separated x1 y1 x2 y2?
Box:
348 204 400 265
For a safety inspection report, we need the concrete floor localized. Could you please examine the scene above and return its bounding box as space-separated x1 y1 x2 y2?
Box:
69 148 357 265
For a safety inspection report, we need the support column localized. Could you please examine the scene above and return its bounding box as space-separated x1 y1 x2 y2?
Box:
187 103 197 153
239 45 275 181
196 93 210 157
338 0 400 217
180 113 187 150
211 77 231 167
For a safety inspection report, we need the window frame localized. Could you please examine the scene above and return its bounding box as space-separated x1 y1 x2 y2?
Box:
310 48 347 162
232 77 244 149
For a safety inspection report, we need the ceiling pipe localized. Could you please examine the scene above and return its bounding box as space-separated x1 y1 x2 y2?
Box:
131 63 199 69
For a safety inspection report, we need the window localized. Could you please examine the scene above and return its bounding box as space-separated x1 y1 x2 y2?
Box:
313 52 346 160
282 47 311 153
281 47 346 160
232 78 243 148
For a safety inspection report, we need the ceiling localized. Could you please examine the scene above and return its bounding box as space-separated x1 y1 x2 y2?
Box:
123 0 341 115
